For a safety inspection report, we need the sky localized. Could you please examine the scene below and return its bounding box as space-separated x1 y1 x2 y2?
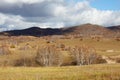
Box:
91 0 120 10
0 0 120 31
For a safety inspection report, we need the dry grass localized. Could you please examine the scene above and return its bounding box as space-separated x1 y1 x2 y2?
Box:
0 36 119 57
0 36 120 66
0 64 120 80
56 38 120 56
0 36 120 79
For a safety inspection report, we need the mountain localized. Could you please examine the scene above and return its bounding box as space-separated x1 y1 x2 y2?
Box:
63 24 115 37
0 27 62 36
0 24 119 37
64 24 116 37
107 25 120 32
107 25 120 37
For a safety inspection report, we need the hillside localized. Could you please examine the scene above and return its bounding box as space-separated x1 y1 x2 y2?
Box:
0 24 119 37
107 25 120 37
0 27 62 37
108 25 120 31
63 24 115 37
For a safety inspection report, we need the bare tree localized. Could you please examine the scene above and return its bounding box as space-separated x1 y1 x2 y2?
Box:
69 46 98 65
35 45 63 66
86 47 97 65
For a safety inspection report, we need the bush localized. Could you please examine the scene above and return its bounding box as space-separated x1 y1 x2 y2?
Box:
116 58 120 63
10 44 16 48
13 52 37 67
92 55 107 64
0 45 11 55
14 57 35 66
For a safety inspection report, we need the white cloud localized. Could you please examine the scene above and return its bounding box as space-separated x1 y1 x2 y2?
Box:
56 1 120 27
0 12 64 31
1 0 64 4
0 0 120 31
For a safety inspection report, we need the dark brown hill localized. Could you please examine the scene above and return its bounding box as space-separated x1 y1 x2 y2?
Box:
0 27 62 36
108 25 120 31
107 25 120 37
0 24 119 37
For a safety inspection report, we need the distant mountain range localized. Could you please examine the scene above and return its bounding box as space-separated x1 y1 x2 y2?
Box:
0 27 62 36
0 24 120 37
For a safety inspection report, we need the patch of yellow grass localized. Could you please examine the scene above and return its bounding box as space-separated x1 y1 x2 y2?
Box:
57 38 120 56
0 64 120 80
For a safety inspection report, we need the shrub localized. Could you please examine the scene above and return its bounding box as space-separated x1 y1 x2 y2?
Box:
0 44 11 55
116 58 120 63
10 44 16 48
13 52 36 67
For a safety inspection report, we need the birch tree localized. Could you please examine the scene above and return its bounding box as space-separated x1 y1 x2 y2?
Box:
69 46 97 65
36 45 63 66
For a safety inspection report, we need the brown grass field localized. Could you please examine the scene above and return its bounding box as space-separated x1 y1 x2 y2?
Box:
1 37 119 56
0 36 120 80
0 64 120 80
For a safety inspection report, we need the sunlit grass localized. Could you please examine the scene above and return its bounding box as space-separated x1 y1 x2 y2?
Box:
0 37 120 80
0 64 120 80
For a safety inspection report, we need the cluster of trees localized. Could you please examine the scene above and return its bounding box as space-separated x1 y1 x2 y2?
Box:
0 44 106 67
35 45 105 66
69 46 102 65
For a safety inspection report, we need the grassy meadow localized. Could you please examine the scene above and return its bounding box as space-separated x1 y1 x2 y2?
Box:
0 36 120 80
0 64 120 80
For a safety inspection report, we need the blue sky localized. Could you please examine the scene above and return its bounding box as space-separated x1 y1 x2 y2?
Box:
74 0 120 10
90 0 120 10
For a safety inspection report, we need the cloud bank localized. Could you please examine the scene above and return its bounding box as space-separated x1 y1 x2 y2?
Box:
0 0 120 31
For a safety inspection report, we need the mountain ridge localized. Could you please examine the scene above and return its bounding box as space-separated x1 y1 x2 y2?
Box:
0 24 120 37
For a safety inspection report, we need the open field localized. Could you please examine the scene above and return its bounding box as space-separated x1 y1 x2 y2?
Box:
0 1 120 80
0 37 119 56
0 64 120 80
56 38 120 56
0 36 120 80
0 36 120 66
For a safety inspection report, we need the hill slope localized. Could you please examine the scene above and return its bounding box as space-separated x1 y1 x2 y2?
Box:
63 24 115 37
0 27 62 36
0 24 119 37
107 25 120 37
